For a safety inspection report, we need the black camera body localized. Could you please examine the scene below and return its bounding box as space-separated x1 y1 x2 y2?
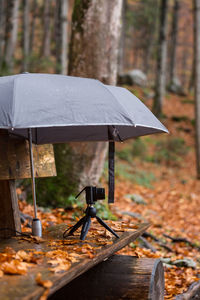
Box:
76 186 105 205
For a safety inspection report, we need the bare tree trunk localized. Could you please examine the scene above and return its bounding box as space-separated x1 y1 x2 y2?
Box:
153 0 169 117
189 52 195 92
118 0 127 75
143 31 154 75
194 0 200 178
68 0 123 84
42 0 52 57
181 49 188 87
134 47 139 69
4 0 20 72
22 0 30 72
189 6 196 93
29 0 38 53
60 0 68 74
55 0 123 194
0 0 6 69
55 0 61 73
169 0 180 85
143 0 160 75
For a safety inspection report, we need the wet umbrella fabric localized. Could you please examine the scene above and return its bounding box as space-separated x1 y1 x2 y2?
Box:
0 73 168 236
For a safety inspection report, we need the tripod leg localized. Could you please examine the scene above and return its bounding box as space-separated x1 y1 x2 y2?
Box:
63 216 86 238
96 216 119 238
80 215 91 241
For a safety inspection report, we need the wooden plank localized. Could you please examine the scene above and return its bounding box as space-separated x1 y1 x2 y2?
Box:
0 130 56 180
0 180 21 238
0 222 150 300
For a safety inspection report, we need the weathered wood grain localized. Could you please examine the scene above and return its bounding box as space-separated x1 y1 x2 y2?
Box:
0 180 21 238
0 130 56 238
49 255 165 300
175 280 200 300
0 222 150 300
0 130 56 180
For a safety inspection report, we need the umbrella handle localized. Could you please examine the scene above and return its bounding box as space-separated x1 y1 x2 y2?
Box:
28 128 42 237
28 128 37 218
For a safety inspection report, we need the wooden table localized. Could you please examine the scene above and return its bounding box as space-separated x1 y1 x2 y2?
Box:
0 222 150 300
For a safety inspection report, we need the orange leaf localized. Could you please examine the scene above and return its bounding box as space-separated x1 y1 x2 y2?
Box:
2 260 28 275
35 273 53 289
39 288 50 300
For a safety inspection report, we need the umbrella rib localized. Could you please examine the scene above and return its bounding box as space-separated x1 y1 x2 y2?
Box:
11 77 18 128
132 122 169 133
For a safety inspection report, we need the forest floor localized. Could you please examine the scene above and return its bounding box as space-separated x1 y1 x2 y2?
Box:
1 87 200 299
113 88 200 299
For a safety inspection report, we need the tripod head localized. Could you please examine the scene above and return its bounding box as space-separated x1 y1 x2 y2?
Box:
64 186 118 240
75 186 105 205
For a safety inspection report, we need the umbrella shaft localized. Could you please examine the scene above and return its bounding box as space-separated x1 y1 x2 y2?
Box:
28 129 37 219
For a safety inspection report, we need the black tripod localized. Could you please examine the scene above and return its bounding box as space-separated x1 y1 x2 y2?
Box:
63 186 119 241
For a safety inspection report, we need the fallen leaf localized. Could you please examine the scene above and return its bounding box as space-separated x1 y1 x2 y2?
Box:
39 288 50 300
49 262 71 273
35 272 53 288
3 247 16 255
2 260 29 275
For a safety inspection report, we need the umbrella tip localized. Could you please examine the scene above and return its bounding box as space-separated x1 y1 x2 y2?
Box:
32 218 42 237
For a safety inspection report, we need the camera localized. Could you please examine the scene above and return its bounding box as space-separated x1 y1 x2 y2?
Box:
64 185 118 240
75 186 105 205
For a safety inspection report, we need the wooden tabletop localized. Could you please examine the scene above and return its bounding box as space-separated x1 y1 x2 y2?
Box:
0 222 150 300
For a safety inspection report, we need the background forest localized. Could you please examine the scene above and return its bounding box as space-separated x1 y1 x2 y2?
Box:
0 0 193 83
0 0 200 298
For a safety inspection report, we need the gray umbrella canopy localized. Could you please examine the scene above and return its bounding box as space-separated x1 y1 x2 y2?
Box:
0 73 168 142
0 73 168 237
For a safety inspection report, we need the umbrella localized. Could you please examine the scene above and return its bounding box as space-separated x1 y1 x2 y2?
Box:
0 73 168 236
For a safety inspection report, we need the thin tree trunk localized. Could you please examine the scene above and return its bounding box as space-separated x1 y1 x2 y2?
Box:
0 0 6 69
22 0 30 72
144 0 160 76
4 0 20 72
55 0 61 73
143 0 159 76
153 0 169 117
194 0 200 178
181 50 188 87
143 32 154 75
189 52 195 92
134 47 139 69
169 0 179 85
29 0 38 53
60 0 68 74
55 0 123 194
189 6 196 93
118 0 127 75
42 0 52 57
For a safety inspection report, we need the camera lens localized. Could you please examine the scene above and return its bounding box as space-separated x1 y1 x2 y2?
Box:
95 187 105 200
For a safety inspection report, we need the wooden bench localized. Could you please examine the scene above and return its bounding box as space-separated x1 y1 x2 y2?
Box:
0 132 165 299
0 223 159 300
